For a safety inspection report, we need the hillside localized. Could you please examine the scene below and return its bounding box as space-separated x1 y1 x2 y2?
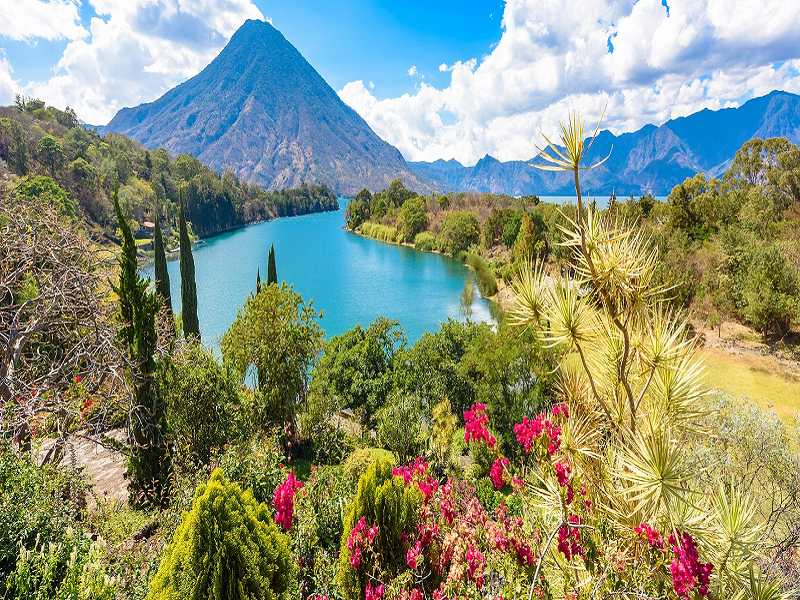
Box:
409 90 800 196
107 19 429 197
0 100 338 240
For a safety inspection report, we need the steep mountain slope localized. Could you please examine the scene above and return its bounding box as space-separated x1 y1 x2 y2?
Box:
410 91 800 196
107 19 428 196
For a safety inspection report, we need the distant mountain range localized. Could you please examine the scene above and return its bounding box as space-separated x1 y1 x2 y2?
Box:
106 19 428 196
106 18 800 198
410 91 800 196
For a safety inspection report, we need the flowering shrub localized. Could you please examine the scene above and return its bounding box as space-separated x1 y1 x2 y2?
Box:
274 470 303 531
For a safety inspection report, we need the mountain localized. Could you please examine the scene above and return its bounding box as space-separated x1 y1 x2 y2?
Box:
106 19 428 196
409 90 800 196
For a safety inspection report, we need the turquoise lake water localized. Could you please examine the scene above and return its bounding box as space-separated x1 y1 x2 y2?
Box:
160 201 493 346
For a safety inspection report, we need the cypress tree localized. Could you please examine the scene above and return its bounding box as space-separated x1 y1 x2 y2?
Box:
267 244 277 285
256 268 261 293
112 178 170 507
153 211 172 315
179 189 200 340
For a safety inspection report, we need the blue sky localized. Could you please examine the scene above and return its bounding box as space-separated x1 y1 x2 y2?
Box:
1 0 799 165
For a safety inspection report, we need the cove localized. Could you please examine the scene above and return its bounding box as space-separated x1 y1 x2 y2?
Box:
159 201 494 346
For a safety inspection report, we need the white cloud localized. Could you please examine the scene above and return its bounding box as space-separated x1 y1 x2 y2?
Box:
17 0 263 124
0 53 21 106
0 0 87 42
369 80 374 90
339 0 800 165
408 65 417 77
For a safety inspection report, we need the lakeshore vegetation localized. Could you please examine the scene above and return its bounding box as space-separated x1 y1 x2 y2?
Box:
1 102 799 600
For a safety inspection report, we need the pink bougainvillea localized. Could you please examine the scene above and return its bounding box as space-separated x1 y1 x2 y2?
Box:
668 532 713 599
490 457 509 490
464 403 496 448
273 470 302 531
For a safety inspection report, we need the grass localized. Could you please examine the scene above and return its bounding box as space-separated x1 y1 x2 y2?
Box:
699 348 800 423
360 222 399 243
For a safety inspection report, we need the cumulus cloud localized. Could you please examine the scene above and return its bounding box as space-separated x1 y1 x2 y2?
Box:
15 0 263 124
0 53 21 106
0 0 86 42
408 65 417 77
339 0 800 165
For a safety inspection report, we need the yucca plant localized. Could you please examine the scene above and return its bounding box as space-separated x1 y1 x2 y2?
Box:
505 110 788 600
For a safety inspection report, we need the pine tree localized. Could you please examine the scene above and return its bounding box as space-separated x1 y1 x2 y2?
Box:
267 244 277 285
179 189 200 340
112 179 170 507
153 211 172 316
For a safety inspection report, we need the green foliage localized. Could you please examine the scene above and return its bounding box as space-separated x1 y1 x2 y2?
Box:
397 196 428 242
375 392 426 464
0 116 28 174
483 208 514 248
161 344 241 471
465 253 498 296
360 221 399 243
428 399 460 478
4 527 116 600
153 212 172 314
113 180 169 507
213 434 287 505
337 459 421 600
413 231 437 252
178 190 200 340
345 189 372 230
221 283 323 428
37 135 66 176
513 211 548 262
439 210 480 257
0 447 82 581
13 175 74 217
267 244 277 285
502 211 524 248
308 317 404 429
146 469 295 600
342 448 380 487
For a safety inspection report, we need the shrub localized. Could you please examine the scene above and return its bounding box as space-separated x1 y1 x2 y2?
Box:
375 392 426 464
0 447 85 581
343 448 379 487
147 469 295 600
413 231 437 252
215 433 287 505
336 459 421 600
465 253 498 296
3 527 116 600
439 211 480 257
360 221 399 243
161 343 241 471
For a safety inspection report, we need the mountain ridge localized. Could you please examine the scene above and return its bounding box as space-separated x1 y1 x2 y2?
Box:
107 19 430 196
409 90 800 196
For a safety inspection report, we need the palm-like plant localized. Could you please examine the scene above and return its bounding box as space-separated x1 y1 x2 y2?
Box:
508 110 787 600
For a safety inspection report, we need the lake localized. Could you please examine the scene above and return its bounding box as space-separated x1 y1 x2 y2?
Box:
158 201 494 346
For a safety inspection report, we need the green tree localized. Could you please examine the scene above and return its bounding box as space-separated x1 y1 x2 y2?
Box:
221 283 323 428
179 189 200 340
375 392 425 464
308 317 405 429
439 210 480 257
337 459 421 600
153 211 172 316
1 117 28 174
161 344 241 471
13 175 74 217
385 177 416 207
513 211 548 262
397 196 428 242
37 135 66 176
147 469 295 600
267 244 277 285
113 180 170 507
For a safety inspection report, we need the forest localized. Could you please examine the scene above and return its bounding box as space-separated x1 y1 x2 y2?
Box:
1 108 799 600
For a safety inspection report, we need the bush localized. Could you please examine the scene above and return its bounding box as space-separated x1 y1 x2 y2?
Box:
0 447 85 581
336 459 421 600
161 343 242 471
360 221 399 243
3 527 116 600
342 448 379 487
215 434 287 505
465 253 498 296
397 197 428 242
147 469 295 600
413 231 437 252
439 211 480 257
375 392 426 464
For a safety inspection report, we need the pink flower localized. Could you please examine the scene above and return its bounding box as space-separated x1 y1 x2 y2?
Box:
466 545 486 587
406 540 422 569
490 457 509 490
554 461 571 487
75 375 82 383
668 532 713 599
273 471 302 531
464 403 496 448
349 546 361 568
